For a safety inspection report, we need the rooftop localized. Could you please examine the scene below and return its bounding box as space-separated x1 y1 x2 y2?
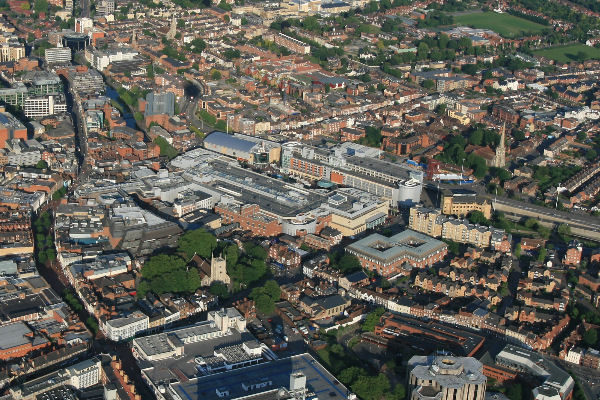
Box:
171 353 350 400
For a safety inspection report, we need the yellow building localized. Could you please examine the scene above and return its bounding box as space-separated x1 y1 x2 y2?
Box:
408 206 443 237
441 189 492 219
325 189 389 237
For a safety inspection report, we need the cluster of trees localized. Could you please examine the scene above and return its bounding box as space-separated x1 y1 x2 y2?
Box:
412 34 479 63
217 0 232 10
137 229 217 297
63 290 84 312
427 0 467 11
33 40 53 57
516 0 600 41
340 367 406 400
327 249 362 274
154 136 179 160
146 64 166 79
523 217 552 239
356 126 383 148
507 9 549 25
417 11 454 28
360 0 411 13
198 108 228 131
52 186 67 201
223 48 241 60
532 164 581 192
137 254 203 297
35 212 56 264
434 135 488 178
171 0 210 9
34 0 48 13
116 86 148 109
161 42 187 62
316 339 405 400
467 124 501 147
227 242 269 289
35 160 48 169
250 280 281 314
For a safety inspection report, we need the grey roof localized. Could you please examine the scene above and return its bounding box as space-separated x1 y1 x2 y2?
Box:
204 131 257 153
346 229 447 264
145 92 175 117
0 322 32 350
409 355 487 388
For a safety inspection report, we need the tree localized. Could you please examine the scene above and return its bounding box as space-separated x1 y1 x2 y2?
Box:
244 242 267 260
468 210 488 225
538 247 547 262
335 254 362 274
209 282 229 298
362 307 385 332
351 373 392 400
178 229 217 260
211 69 222 80
583 328 598 347
255 294 274 314
506 383 523 400
417 42 429 59
154 136 178 160
35 160 48 169
515 243 522 258
461 64 477 75
339 367 366 385
469 129 483 146
586 149 597 161
263 280 281 301
422 79 435 89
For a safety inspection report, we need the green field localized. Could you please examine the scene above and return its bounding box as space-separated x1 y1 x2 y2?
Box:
532 44 600 63
455 12 547 38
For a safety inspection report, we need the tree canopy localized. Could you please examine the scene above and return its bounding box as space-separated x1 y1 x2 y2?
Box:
138 254 202 296
178 228 218 260
250 280 281 314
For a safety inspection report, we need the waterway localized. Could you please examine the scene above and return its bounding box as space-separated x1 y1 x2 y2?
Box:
105 86 138 129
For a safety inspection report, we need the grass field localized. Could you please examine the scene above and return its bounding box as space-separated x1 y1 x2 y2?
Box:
455 12 547 38
532 44 600 63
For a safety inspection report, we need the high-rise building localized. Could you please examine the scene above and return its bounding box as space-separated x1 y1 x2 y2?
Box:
408 356 487 400
45 46 72 64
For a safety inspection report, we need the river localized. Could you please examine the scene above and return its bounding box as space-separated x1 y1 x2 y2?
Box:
105 87 138 129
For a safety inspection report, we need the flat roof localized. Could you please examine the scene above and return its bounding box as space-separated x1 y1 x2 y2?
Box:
171 353 350 400
0 322 32 350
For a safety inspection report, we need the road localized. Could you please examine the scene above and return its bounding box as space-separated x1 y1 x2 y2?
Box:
552 357 600 400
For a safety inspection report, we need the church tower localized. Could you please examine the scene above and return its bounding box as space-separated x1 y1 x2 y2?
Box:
493 123 506 168
210 254 230 285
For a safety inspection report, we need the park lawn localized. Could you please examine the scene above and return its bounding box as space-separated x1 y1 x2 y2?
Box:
455 12 547 38
532 44 600 63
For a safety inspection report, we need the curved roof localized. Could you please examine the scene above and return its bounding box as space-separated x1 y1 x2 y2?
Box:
204 131 257 153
